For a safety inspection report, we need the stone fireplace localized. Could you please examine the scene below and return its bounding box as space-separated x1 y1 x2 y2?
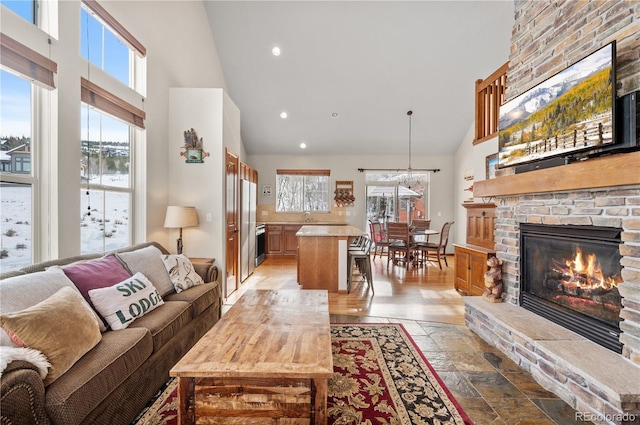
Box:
494 186 640 359
463 1 640 422
520 223 623 353
465 181 640 425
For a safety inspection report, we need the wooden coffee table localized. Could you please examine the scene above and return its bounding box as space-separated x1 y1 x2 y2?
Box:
170 289 333 424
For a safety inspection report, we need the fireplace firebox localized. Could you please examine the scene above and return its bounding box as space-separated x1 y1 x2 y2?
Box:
520 223 623 353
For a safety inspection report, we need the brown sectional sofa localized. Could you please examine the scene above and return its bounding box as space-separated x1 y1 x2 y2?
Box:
0 242 222 425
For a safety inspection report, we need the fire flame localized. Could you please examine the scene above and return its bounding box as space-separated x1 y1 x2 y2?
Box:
553 248 620 290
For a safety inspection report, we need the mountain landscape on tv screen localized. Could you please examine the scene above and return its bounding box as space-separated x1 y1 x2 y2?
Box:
498 44 614 168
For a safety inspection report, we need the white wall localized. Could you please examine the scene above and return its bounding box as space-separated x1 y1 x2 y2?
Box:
168 89 230 263
453 125 499 246
247 153 457 251
104 1 229 251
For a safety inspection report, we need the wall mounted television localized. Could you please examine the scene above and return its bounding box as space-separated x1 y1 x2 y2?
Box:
498 42 617 170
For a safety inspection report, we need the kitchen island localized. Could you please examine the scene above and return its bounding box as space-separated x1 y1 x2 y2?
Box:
296 225 367 293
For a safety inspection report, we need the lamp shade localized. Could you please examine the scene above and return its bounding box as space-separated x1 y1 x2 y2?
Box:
164 206 199 228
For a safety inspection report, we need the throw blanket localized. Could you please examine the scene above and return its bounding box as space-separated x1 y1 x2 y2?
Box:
0 346 50 379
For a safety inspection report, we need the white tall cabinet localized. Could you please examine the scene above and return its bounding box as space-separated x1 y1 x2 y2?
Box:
168 88 242 297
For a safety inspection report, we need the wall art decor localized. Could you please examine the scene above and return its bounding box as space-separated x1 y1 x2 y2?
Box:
486 153 498 179
181 128 210 163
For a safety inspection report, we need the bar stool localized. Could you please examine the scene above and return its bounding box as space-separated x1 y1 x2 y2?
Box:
349 235 366 251
347 237 374 294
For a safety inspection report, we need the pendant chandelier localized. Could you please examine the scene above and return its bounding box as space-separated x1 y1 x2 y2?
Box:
402 110 421 189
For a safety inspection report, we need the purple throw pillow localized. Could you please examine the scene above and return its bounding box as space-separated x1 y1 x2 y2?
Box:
62 254 132 305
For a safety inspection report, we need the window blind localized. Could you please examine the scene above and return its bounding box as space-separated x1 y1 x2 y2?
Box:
81 77 145 128
276 169 331 176
0 33 57 89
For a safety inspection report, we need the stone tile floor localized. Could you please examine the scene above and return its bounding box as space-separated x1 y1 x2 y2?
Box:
330 314 593 425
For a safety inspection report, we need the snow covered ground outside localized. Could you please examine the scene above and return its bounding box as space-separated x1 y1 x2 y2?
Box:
0 183 32 271
1 175 130 272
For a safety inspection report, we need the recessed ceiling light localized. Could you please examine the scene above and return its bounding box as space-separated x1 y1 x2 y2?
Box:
299 142 307 149
331 112 339 119
280 111 288 119
272 47 281 56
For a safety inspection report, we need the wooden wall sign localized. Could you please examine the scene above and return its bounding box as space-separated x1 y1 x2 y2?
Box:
181 128 210 163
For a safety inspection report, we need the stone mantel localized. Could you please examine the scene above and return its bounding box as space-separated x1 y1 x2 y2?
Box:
474 151 640 198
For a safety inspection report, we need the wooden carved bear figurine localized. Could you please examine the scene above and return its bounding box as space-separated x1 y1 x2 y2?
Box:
482 256 503 303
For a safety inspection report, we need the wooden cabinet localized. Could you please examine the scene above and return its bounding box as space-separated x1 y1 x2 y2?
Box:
464 203 496 249
240 162 258 183
454 244 495 295
266 225 283 254
284 225 301 255
454 203 497 295
266 224 301 256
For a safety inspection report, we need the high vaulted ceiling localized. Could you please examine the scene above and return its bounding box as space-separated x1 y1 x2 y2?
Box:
204 1 514 156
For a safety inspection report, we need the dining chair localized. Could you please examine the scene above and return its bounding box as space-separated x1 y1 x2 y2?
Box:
411 219 431 230
416 221 454 269
411 219 432 245
386 222 416 269
369 220 389 259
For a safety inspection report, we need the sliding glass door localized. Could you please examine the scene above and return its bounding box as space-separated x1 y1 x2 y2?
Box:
365 172 430 225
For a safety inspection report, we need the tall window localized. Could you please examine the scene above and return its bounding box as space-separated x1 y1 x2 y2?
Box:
0 70 35 270
79 0 146 254
276 170 330 213
80 104 132 254
80 0 147 93
1 0 56 37
1 0 36 25
80 5 130 86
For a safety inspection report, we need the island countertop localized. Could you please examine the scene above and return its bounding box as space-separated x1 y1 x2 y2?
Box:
296 225 366 237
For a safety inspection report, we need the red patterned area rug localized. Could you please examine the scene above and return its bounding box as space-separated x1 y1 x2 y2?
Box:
132 323 472 425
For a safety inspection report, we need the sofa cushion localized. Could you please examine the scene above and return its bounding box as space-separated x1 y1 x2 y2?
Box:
45 327 152 425
57 254 132 306
88 273 165 330
129 301 193 353
161 254 204 293
164 282 217 318
0 287 102 386
0 270 26 279
0 268 106 345
116 245 175 297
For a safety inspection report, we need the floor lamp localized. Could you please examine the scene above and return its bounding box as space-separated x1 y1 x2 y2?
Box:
164 206 199 254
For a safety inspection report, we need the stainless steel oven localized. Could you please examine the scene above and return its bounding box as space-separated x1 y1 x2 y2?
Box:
255 224 266 266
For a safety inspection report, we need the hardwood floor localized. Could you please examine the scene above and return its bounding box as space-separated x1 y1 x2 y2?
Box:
226 255 466 325
224 255 589 425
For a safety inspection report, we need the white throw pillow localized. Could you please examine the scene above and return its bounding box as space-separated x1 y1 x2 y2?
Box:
116 245 175 297
160 254 204 293
88 273 164 330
